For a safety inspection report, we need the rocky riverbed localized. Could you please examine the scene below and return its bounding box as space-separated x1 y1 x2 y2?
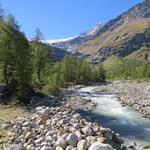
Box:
1 97 124 150
1 81 150 150
94 81 150 118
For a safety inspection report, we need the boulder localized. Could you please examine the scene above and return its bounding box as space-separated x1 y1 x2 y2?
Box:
37 107 50 117
41 146 54 150
75 131 82 141
66 145 74 150
86 136 97 145
2 122 12 130
46 119 51 126
23 122 36 128
25 132 32 141
139 143 150 149
89 141 113 150
103 130 113 140
36 118 46 125
46 130 57 136
55 146 63 150
73 114 81 120
45 136 54 143
73 123 80 130
34 137 44 144
82 126 95 136
66 133 78 147
77 139 87 150
55 137 67 148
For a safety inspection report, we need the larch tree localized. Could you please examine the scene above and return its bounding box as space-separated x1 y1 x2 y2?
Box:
32 28 50 84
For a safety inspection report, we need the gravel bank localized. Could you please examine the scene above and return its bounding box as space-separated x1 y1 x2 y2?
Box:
94 81 150 118
2 100 123 150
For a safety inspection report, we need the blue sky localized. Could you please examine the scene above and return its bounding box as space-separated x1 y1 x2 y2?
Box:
1 0 143 39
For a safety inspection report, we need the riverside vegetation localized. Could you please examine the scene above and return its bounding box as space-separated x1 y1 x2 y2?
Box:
0 11 106 104
104 55 150 80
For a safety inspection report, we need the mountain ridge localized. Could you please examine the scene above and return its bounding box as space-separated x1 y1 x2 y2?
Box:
42 23 104 52
42 0 150 63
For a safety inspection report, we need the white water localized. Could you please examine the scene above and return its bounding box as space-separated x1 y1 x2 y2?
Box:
77 86 150 145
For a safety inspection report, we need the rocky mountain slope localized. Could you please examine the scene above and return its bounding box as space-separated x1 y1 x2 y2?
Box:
76 0 150 62
42 44 72 61
43 24 104 52
44 0 150 63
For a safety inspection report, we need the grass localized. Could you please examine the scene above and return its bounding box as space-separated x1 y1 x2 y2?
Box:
0 104 30 149
125 48 150 61
103 55 122 69
0 104 29 121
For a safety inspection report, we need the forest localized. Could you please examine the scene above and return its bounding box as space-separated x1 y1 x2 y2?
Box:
0 12 106 103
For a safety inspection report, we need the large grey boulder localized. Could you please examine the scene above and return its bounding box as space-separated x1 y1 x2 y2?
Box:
66 133 78 146
89 141 113 150
75 131 82 141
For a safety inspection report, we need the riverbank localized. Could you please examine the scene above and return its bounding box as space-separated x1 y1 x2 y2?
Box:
93 81 150 118
1 81 150 149
1 97 124 150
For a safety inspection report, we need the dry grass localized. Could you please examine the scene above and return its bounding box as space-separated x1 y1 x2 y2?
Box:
0 104 30 149
126 48 150 61
0 105 29 121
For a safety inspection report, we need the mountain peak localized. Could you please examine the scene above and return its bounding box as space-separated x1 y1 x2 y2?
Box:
80 23 103 37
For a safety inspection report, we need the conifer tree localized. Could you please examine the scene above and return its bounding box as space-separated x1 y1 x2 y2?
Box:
32 28 50 84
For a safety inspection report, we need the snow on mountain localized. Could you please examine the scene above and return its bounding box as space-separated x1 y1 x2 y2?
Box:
41 36 78 44
41 23 104 51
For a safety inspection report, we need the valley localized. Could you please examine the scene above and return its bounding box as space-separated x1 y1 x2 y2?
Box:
0 0 150 150
43 0 150 63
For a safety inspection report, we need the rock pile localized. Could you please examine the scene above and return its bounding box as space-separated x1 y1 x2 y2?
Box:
2 102 123 150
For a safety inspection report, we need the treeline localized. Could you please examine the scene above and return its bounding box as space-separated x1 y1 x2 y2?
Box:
43 56 106 95
0 15 54 102
0 12 106 102
0 15 33 102
106 58 150 80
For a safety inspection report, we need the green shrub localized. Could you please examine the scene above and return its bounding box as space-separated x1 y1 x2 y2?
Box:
43 83 60 96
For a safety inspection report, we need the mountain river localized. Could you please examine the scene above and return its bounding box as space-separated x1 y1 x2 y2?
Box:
76 86 150 146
